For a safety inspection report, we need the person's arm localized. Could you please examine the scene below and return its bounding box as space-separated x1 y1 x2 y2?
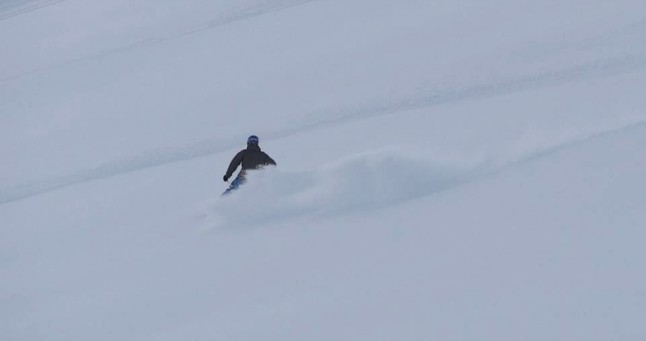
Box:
224 151 245 181
265 153 276 166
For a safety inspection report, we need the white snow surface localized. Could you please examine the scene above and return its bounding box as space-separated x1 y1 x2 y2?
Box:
2 0 646 340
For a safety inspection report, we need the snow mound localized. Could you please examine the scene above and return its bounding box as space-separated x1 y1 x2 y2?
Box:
203 148 483 229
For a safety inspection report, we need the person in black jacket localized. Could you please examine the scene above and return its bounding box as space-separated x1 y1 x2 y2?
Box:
222 135 276 194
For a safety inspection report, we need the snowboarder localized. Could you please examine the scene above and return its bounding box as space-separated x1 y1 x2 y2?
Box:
222 135 276 195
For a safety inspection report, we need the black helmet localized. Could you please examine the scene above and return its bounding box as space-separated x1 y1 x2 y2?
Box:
247 135 259 145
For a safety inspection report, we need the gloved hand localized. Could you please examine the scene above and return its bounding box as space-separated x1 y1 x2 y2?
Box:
223 175 229 182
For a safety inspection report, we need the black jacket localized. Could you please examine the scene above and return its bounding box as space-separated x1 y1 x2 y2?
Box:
225 144 276 179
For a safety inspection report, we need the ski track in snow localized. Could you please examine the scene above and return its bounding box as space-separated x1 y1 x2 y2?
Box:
0 0 66 21
204 121 646 229
284 55 646 135
1 56 646 206
0 0 318 82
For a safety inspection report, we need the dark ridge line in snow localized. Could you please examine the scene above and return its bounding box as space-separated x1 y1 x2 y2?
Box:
1 57 645 206
288 55 646 134
492 120 646 176
0 139 242 206
171 0 317 39
0 0 318 82
429 120 646 209
0 0 66 21
424 120 646 211
357 120 646 214
258 55 646 146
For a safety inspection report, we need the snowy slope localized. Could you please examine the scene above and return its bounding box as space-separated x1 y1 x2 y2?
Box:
2 0 646 340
